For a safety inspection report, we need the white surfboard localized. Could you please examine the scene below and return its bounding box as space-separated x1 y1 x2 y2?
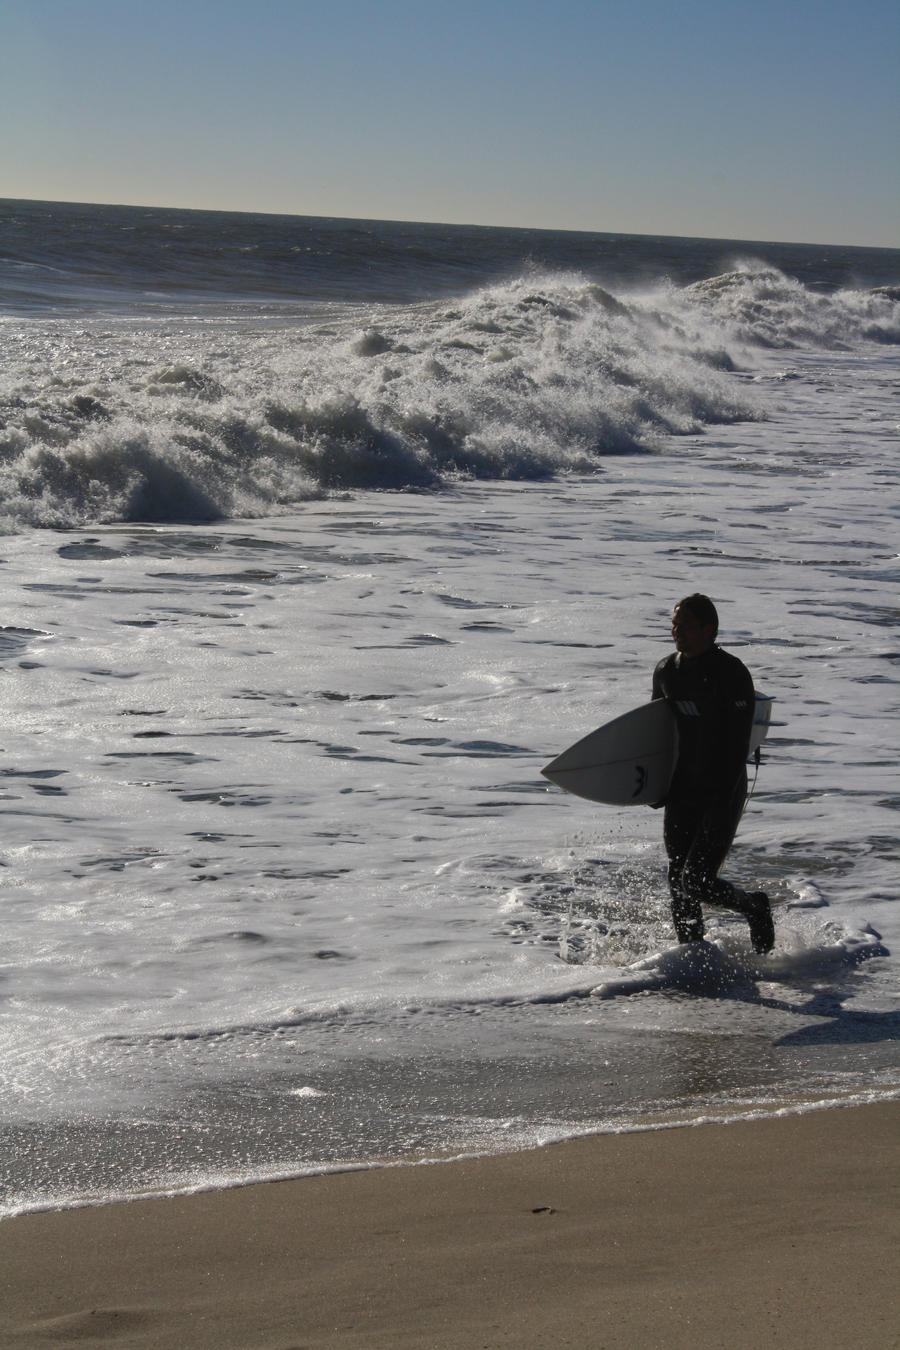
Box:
541 694 773 806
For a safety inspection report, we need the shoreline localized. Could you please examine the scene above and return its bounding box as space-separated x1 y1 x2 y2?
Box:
2 1101 897 1349
4 1089 896 1223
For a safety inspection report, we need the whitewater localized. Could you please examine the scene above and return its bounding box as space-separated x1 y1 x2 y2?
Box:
0 202 898 1216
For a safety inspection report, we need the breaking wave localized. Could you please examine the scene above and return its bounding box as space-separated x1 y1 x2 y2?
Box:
1 264 896 530
680 262 900 348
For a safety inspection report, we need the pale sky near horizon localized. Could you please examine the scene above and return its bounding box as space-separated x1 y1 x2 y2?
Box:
2 0 897 247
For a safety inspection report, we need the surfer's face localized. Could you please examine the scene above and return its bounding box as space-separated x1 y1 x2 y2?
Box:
671 605 716 658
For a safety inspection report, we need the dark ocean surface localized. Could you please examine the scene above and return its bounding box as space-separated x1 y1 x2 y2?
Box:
2 197 898 315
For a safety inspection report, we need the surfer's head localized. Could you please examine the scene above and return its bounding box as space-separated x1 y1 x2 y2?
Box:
672 593 718 657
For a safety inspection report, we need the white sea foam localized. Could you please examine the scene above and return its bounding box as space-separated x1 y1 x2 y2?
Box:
591 922 888 999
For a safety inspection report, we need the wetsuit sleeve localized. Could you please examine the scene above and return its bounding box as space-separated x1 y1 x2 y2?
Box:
650 659 670 806
713 661 755 796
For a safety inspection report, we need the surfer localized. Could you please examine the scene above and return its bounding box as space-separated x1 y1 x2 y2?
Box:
652 594 775 953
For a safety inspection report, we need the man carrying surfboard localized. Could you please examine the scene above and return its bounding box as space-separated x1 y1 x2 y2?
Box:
650 596 777 955
540 595 775 950
651 594 775 953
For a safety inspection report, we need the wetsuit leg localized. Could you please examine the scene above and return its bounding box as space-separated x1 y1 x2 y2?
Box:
663 789 746 942
663 803 714 942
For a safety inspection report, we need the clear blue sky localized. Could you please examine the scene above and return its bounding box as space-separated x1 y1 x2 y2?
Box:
2 0 898 246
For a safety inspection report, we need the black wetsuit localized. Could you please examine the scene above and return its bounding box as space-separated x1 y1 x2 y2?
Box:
652 645 759 942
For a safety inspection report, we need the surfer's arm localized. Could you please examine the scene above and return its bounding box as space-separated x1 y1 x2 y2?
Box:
710 664 755 795
649 660 671 806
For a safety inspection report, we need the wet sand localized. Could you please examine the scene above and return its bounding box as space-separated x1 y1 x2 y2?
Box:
2 1103 897 1349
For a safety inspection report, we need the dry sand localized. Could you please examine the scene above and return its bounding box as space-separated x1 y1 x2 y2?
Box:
2 1102 897 1350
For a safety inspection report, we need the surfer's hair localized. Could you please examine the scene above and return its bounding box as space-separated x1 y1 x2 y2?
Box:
676 593 719 638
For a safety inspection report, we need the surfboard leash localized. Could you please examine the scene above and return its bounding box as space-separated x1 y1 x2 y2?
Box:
747 745 762 800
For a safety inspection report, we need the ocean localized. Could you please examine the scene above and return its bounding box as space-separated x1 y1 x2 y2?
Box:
1 198 898 1217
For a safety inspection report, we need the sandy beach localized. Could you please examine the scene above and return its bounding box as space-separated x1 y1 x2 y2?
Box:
2 1102 897 1349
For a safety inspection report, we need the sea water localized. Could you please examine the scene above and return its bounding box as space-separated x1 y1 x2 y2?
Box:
0 201 898 1216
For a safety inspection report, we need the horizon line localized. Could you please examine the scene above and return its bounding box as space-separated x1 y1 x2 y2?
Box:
3 195 898 255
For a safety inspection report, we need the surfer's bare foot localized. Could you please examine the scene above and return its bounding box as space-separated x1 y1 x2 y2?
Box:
747 892 775 954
